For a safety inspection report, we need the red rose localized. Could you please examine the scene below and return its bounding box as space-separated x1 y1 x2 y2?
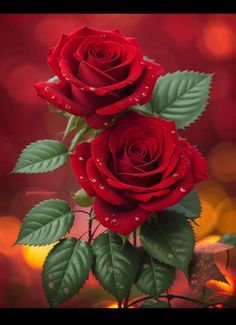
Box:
70 112 207 235
35 26 163 129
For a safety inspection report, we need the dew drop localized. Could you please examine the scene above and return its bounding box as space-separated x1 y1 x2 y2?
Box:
91 178 97 183
134 98 139 102
99 184 105 190
89 87 96 92
142 92 147 97
65 77 70 81
105 217 109 221
66 104 71 110
140 61 145 65
111 219 119 226
104 122 108 126
112 213 116 217
180 187 186 193
51 95 56 100
45 86 50 92
78 157 84 161
145 86 149 90
48 273 53 279
64 287 69 294
173 173 179 177
79 176 84 180
171 130 176 134
134 217 140 221
107 266 113 273
48 282 54 289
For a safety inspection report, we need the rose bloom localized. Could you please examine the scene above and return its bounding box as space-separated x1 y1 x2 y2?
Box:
35 26 163 129
70 112 207 235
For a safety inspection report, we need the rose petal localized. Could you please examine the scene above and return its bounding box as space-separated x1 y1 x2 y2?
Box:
94 196 151 235
47 33 69 80
69 142 95 197
181 139 208 182
85 113 113 129
96 61 163 114
139 169 194 211
34 81 89 116
86 158 124 205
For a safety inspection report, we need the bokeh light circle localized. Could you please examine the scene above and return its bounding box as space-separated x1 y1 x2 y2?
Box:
207 142 236 183
198 21 236 60
215 198 236 235
22 244 55 270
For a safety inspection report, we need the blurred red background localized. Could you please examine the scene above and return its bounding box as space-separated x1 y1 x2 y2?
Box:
0 13 236 308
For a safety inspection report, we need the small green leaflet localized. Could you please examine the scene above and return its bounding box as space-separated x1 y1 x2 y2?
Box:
12 140 69 174
134 71 213 129
136 249 175 298
42 238 93 307
219 234 236 245
140 212 195 277
15 200 74 246
92 232 138 304
167 190 201 220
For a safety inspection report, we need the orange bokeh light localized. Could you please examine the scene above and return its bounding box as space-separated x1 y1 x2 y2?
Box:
206 264 235 296
199 22 236 59
0 215 22 257
193 200 219 240
215 198 236 235
22 244 55 270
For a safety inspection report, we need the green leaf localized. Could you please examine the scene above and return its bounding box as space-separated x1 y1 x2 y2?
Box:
136 71 213 129
167 190 201 220
140 300 170 308
13 140 69 174
140 212 195 277
72 189 93 207
92 232 139 304
42 238 93 307
136 250 175 298
15 199 74 246
219 234 236 245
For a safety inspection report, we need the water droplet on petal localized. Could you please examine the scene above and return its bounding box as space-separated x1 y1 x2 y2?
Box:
105 217 109 221
89 87 96 92
111 219 119 226
78 157 84 161
145 86 149 90
66 104 71 110
134 217 140 221
104 122 108 126
48 273 53 279
99 184 105 190
79 176 84 180
171 130 176 134
142 93 147 97
51 95 56 100
180 187 186 193
173 173 179 177
45 87 50 92
91 178 97 183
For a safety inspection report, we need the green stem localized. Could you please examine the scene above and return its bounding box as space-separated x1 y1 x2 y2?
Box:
88 207 93 244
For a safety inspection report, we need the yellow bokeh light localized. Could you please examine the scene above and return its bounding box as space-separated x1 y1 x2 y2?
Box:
200 22 236 59
197 235 221 245
207 142 236 183
193 200 219 240
22 244 55 270
107 303 119 308
215 198 236 235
